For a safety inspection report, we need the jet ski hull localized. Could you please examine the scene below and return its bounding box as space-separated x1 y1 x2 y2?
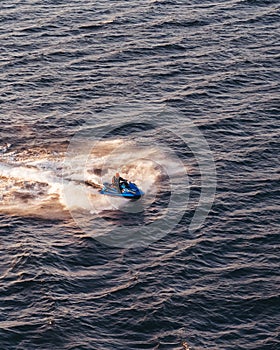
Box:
100 182 144 200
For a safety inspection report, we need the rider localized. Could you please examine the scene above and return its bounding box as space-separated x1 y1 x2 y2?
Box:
112 172 129 192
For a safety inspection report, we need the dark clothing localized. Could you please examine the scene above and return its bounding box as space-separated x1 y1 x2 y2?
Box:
112 175 128 192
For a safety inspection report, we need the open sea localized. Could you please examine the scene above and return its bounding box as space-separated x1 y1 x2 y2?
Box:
0 0 279 349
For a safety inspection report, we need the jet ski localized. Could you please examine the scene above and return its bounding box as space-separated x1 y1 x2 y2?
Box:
100 181 144 200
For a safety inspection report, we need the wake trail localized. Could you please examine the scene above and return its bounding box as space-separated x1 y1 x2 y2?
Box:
0 138 185 218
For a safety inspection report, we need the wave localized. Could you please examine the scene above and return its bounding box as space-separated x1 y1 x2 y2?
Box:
0 138 183 219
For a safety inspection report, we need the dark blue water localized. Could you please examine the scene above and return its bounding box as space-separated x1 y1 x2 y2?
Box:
0 0 279 349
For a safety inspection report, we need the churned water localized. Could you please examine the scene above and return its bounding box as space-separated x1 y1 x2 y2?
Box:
0 0 279 349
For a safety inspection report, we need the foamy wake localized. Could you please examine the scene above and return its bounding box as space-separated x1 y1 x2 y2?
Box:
0 139 186 218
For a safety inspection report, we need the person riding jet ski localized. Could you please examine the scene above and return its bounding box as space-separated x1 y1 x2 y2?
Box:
112 172 129 193
99 173 144 200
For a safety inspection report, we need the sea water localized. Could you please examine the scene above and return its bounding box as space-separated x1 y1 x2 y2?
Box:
0 1 279 349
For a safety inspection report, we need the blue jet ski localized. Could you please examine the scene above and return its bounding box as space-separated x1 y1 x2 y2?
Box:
100 181 144 200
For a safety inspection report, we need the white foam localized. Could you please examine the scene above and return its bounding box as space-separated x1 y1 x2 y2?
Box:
0 138 186 216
